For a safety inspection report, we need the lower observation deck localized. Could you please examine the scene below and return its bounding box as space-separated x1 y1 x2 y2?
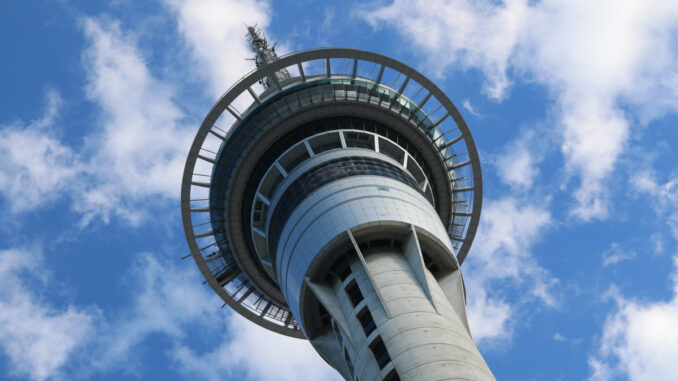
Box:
181 48 482 338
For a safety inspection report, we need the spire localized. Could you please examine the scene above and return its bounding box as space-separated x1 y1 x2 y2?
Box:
246 25 290 89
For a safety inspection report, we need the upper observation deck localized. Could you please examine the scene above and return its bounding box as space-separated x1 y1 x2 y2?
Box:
181 48 483 338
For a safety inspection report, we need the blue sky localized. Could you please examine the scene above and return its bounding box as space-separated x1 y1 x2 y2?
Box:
1 0 678 380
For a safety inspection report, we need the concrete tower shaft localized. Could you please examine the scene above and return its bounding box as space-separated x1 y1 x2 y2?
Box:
181 47 490 380
272 150 493 380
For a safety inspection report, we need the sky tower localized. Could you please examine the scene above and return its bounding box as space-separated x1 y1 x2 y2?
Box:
181 28 494 380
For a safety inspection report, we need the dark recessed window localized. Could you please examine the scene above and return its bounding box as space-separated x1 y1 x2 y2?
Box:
422 252 440 277
331 256 351 281
383 368 400 381
369 336 391 369
358 242 369 253
369 239 390 248
344 131 374 149
428 263 440 277
357 307 376 336
345 281 364 307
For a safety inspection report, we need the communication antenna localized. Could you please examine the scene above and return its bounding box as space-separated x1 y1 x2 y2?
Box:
246 25 290 89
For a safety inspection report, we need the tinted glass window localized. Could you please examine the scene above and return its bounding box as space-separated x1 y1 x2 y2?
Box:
369 336 391 369
345 281 364 307
384 369 400 381
358 307 376 336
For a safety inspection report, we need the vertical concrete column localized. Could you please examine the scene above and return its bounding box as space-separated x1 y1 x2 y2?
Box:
360 249 495 380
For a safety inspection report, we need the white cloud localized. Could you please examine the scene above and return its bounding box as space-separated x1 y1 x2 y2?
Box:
171 314 341 381
465 288 512 342
0 3 276 228
360 0 528 100
588 256 678 380
76 17 195 225
561 99 628 221
588 357 614 381
73 2 281 225
164 0 271 99
651 233 665 256
464 197 555 343
0 247 96 381
493 131 540 190
632 173 678 207
86 253 221 374
0 245 337 381
2 17 195 226
61 250 341 380
468 198 551 283
462 99 482 118
632 172 678 241
0 90 81 213
602 242 636 267
360 0 678 221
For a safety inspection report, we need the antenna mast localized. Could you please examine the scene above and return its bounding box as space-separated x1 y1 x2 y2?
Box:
246 25 290 89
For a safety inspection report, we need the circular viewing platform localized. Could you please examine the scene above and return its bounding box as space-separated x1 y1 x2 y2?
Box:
181 48 482 338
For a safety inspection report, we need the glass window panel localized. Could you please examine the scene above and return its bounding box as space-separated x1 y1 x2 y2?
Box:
378 138 405 164
344 131 375 150
369 336 391 369
357 307 377 336
309 132 342 154
345 281 363 307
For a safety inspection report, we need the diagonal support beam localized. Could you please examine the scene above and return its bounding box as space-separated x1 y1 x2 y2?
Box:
305 278 356 348
347 230 391 318
404 224 438 312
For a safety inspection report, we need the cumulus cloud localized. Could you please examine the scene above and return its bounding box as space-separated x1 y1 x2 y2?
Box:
0 90 81 214
553 332 566 342
464 197 555 343
465 287 512 342
651 233 665 256
87 253 220 373
493 130 541 190
632 172 678 241
0 247 96 381
361 0 526 100
0 247 317 380
360 0 678 221
588 256 678 380
0 5 277 228
164 0 271 99
602 242 636 267
1 16 196 226
462 99 482 118
63 251 340 380
77 17 195 225
171 314 341 381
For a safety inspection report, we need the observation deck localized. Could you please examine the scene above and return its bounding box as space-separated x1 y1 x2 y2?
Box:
181 48 483 339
